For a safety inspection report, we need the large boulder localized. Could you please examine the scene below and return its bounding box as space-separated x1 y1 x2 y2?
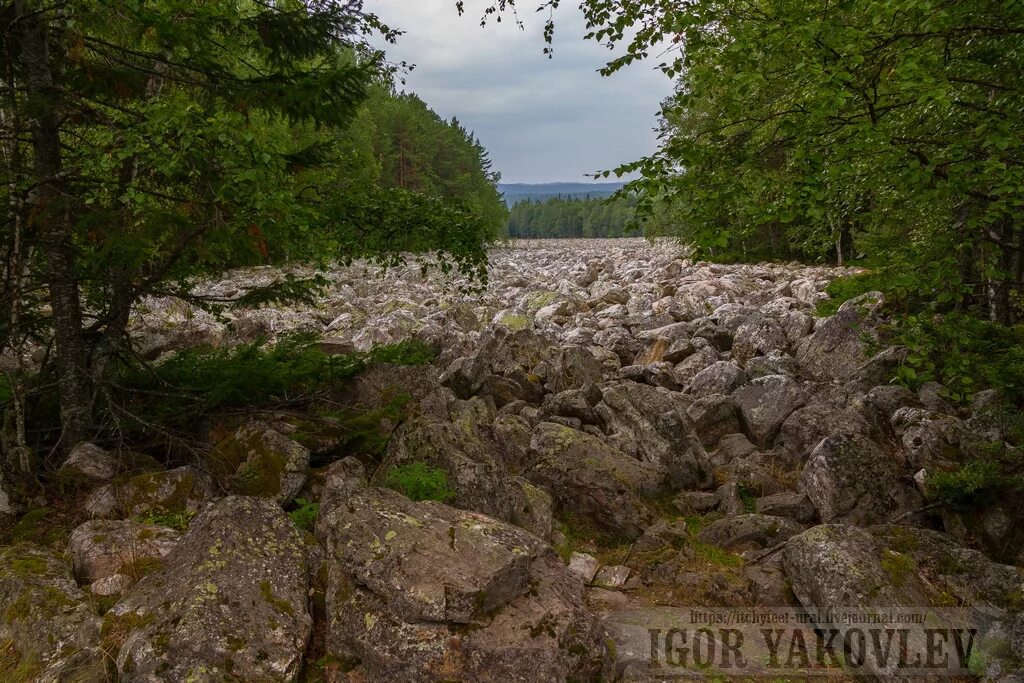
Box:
732 375 808 449
796 292 884 381
375 406 514 522
775 402 873 462
59 442 121 484
891 407 984 471
697 514 804 551
316 461 609 681
211 422 309 503
68 519 180 584
799 433 923 525
0 544 105 681
784 524 1023 680
85 464 216 519
596 381 713 491
527 422 664 540
687 361 746 397
546 344 603 394
686 395 742 449
731 314 788 366
105 496 311 682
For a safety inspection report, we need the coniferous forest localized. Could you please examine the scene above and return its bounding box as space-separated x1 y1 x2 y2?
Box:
505 195 637 239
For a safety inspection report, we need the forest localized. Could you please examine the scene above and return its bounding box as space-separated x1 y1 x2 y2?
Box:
505 195 638 239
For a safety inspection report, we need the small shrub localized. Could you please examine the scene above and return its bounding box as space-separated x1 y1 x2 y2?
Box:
367 339 435 366
289 498 319 532
136 509 195 531
384 462 456 503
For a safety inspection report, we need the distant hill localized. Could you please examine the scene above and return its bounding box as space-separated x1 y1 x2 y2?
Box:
498 181 626 206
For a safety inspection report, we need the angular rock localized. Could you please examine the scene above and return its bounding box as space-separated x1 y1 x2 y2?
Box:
687 361 746 397
775 402 872 462
733 375 808 448
754 492 816 523
376 412 513 522
69 519 180 583
527 422 663 540
107 496 311 682
732 314 788 366
672 345 719 386
59 442 121 484
547 344 603 394
567 552 600 583
596 381 713 491
697 514 803 551
0 544 105 681
799 433 923 525
91 465 216 519
687 395 742 449
542 388 598 424
212 422 310 503
797 292 884 381
593 565 631 589
316 468 608 681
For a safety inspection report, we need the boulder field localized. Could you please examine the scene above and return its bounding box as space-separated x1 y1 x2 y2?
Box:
2 239 1021 681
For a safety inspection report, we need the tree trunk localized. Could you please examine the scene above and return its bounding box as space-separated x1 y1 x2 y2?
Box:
15 1 92 446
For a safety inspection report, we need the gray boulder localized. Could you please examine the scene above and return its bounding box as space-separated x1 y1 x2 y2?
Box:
733 375 808 448
672 345 719 386
527 422 664 540
85 464 216 519
107 496 311 682
316 466 609 681
797 292 884 381
59 442 121 484
0 544 105 681
687 361 747 396
775 402 872 462
376 411 513 522
69 519 180 584
784 524 1022 680
212 422 309 503
686 395 742 449
547 344 603 394
754 492 816 523
697 514 804 550
596 381 713 491
732 315 788 366
799 433 923 525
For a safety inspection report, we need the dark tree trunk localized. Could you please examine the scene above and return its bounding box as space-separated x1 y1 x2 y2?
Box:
15 1 92 446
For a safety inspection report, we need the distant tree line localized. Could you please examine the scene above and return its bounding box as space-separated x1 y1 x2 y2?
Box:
506 196 638 239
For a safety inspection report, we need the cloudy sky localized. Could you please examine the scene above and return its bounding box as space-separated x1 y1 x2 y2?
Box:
368 2 674 184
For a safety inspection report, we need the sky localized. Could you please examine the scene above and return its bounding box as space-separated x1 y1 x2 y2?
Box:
367 1 674 184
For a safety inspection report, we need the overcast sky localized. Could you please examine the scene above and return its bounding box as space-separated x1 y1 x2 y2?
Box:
367 2 674 184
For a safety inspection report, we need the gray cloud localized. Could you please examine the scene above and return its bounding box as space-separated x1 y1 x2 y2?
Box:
368 1 674 183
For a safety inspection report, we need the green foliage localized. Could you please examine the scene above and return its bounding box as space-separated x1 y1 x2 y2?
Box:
890 313 1024 405
737 486 757 514
528 0 1024 325
315 395 413 459
926 445 1024 509
1 1 501 444
816 272 895 317
117 334 360 422
384 462 456 503
109 335 429 444
5 508 61 546
136 509 196 531
506 195 639 239
366 339 435 366
288 498 320 532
